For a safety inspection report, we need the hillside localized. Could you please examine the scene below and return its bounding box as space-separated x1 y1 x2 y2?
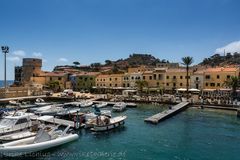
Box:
199 52 240 66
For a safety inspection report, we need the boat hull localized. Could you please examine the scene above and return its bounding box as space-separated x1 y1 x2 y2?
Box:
0 134 79 157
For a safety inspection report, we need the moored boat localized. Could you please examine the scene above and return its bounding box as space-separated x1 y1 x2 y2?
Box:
91 115 127 132
112 102 126 112
0 125 79 157
80 100 93 108
96 102 108 108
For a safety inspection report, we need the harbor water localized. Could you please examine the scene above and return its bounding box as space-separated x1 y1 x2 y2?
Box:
2 104 240 160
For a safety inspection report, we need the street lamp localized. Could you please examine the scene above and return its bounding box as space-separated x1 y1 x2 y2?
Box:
1 46 9 90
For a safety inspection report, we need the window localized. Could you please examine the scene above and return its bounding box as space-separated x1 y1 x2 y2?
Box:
166 76 169 79
143 76 145 80
115 84 117 87
79 77 83 80
16 118 28 125
173 76 176 79
153 74 156 80
50 77 52 81
227 75 231 79
110 84 112 87
206 83 208 86
196 77 199 80
158 74 162 80
156 82 159 86
166 83 169 86
84 78 87 81
127 83 130 87
90 77 93 80
205 75 210 79
180 76 183 79
149 76 152 80
115 78 117 81
210 83 215 87
217 83 220 87
180 83 183 86
103 79 105 81
217 75 220 79
173 83 176 87
109 78 112 81
132 77 134 80
123 84 125 87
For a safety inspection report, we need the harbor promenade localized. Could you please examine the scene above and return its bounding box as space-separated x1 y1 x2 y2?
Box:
145 102 190 124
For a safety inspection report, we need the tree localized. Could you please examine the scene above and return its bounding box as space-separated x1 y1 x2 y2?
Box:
135 80 148 95
182 56 194 100
47 81 60 92
223 76 240 101
73 61 80 67
105 60 112 65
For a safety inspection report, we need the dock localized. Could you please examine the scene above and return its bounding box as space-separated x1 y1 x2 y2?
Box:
32 115 84 128
144 102 189 124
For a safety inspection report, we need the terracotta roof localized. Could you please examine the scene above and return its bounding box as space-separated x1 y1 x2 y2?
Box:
40 72 67 77
204 67 238 72
76 72 100 76
166 69 187 73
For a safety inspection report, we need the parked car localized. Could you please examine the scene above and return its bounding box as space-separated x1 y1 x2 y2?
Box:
61 89 74 97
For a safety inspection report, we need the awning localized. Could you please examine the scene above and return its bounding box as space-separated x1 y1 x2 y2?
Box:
177 88 187 91
189 88 200 92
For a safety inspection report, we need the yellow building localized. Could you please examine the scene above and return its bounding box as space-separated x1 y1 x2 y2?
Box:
128 65 153 73
96 73 124 88
203 67 240 89
165 68 192 91
31 72 71 90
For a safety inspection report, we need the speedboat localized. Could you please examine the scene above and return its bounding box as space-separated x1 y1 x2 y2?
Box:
64 102 81 107
80 100 93 108
96 102 108 108
112 102 127 112
0 112 33 135
34 104 64 115
0 125 78 157
91 115 127 132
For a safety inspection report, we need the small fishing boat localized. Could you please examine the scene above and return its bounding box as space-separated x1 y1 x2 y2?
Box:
63 102 81 107
80 100 93 108
0 112 33 135
0 125 78 157
96 102 108 108
91 115 127 132
126 103 137 108
112 102 127 112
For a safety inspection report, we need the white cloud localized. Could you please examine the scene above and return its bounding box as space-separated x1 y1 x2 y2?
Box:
33 52 42 58
12 50 26 57
58 58 68 62
7 56 21 62
215 41 240 54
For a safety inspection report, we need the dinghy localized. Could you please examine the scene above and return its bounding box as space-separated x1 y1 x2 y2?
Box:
0 125 78 157
96 102 108 108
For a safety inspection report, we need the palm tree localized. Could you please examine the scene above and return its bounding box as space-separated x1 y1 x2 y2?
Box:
73 61 80 67
135 80 148 95
181 56 194 100
223 76 240 101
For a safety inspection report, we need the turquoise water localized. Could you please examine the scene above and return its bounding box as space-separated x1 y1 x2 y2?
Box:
2 105 240 160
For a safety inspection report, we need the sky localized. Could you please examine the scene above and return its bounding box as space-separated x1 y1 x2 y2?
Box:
1 0 240 80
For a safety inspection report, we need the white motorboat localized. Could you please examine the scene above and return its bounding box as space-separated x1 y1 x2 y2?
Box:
80 100 93 108
34 104 64 115
0 125 79 157
112 102 127 112
91 115 127 132
0 112 33 135
35 98 52 107
84 110 111 121
56 107 81 116
96 102 108 108
126 103 137 108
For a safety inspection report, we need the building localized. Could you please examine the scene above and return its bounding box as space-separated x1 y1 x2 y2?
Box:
128 65 153 73
156 62 179 68
165 68 191 92
14 66 22 85
123 72 143 88
70 72 99 91
203 67 240 90
190 70 204 90
21 58 42 84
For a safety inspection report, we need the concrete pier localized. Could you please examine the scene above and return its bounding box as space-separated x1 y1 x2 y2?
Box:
237 109 240 117
144 102 189 124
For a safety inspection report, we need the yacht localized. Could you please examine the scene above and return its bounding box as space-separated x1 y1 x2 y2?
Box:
0 112 33 135
112 102 127 112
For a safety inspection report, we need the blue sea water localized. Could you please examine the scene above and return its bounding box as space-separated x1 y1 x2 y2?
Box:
2 104 240 160
0 80 13 87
